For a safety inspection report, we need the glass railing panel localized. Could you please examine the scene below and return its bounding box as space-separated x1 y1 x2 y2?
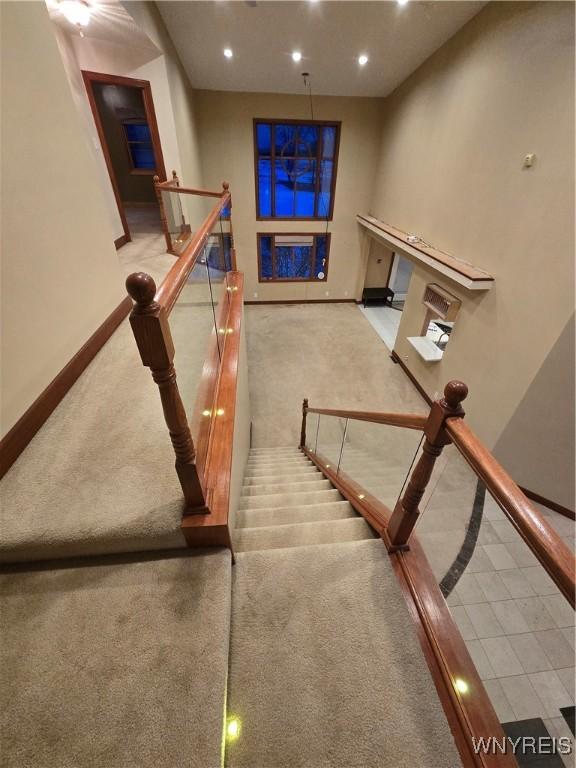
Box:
160 189 218 254
338 420 423 509
305 412 320 453
416 451 575 737
315 414 348 471
170 257 218 468
205 214 230 323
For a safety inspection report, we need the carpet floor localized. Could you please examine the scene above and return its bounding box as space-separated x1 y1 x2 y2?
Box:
0 548 232 768
227 538 461 768
245 303 427 448
226 447 461 767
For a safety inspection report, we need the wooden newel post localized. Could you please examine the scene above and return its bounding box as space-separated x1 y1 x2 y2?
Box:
222 181 237 271
300 399 309 449
126 272 209 515
387 380 468 550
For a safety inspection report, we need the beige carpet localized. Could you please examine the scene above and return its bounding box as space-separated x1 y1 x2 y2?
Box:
0 237 223 562
226 538 462 768
0 548 232 768
245 303 427 448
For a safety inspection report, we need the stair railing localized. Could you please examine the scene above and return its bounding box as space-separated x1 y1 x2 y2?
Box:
154 171 236 266
126 182 236 516
301 380 575 607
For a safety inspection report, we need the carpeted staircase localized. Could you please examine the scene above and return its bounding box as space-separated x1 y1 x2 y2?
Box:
225 447 462 768
1 445 462 768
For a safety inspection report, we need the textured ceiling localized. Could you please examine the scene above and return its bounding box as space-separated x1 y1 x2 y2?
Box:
157 1 486 97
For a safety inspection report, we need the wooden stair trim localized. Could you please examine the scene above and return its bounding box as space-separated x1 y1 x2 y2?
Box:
181 272 244 552
303 446 516 767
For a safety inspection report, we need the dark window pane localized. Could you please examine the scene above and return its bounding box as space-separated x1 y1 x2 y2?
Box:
260 236 273 278
317 159 333 217
297 125 319 156
256 123 271 155
124 123 151 142
295 159 316 217
274 159 296 217
293 246 312 278
275 245 292 278
322 126 337 158
275 124 297 157
258 159 272 217
315 235 327 278
131 146 156 169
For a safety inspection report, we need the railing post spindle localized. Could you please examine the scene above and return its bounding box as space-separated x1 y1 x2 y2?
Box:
387 380 468 550
300 398 309 449
126 272 208 515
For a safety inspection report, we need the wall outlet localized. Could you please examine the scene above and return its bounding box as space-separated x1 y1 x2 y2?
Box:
344 290 348 297
325 291 330 297
433 391 440 401
253 292 258 298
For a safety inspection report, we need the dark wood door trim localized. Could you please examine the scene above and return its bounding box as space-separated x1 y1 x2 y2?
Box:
81 70 168 248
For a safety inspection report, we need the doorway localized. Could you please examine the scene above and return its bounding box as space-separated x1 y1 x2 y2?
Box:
82 71 166 249
360 242 415 351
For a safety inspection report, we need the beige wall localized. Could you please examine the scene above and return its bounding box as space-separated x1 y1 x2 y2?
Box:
494 314 575 510
53 1 204 241
370 1 574 503
364 241 393 289
195 90 383 302
0 2 126 437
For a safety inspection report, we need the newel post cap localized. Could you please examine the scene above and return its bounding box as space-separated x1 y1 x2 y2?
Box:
126 272 157 308
222 181 230 191
442 380 468 411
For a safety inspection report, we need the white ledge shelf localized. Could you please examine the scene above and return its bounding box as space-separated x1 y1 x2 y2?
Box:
357 214 494 291
407 336 444 362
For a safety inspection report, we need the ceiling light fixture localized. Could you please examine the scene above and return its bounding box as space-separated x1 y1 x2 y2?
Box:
292 51 302 63
223 48 233 59
397 0 409 5
59 0 91 28
358 54 368 66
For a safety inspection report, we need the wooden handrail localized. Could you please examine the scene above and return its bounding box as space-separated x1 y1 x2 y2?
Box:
447 418 575 607
155 190 231 315
305 407 427 431
156 180 224 198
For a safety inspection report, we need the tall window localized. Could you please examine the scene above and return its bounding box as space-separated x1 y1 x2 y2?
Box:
122 121 156 172
254 120 340 220
258 233 330 282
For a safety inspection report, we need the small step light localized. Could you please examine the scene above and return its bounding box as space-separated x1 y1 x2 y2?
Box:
358 54 368 67
454 678 469 694
292 51 302 63
226 717 241 741
223 48 233 59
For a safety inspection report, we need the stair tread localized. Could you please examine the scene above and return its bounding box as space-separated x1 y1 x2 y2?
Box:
243 470 321 485
237 500 357 529
239 488 342 510
233 517 375 552
241 479 331 497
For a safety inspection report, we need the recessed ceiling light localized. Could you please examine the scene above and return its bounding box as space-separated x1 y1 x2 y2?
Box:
223 48 233 59
358 54 368 66
397 0 409 5
292 51 302 63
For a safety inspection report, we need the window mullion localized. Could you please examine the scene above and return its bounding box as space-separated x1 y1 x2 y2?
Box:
315 128 323 219
271 123 276 218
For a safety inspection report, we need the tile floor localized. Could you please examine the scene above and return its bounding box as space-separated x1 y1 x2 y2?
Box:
445 494 575 766
358 304 402 351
